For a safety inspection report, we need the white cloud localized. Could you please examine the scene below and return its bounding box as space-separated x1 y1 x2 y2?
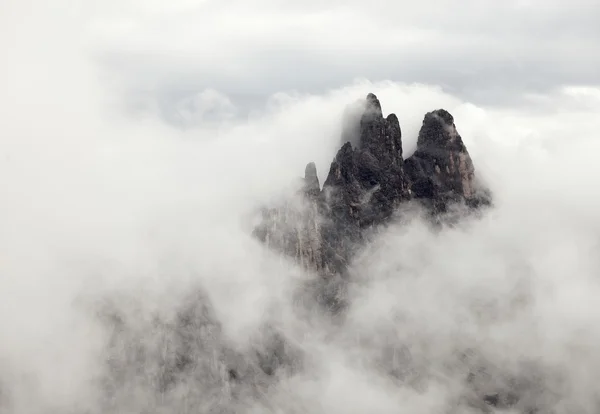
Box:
172 88 237 127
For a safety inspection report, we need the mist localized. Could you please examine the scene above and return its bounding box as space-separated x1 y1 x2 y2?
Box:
2 1 600 413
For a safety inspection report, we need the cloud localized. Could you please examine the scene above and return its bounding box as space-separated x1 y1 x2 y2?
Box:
2 0 600 412
82 0 600 116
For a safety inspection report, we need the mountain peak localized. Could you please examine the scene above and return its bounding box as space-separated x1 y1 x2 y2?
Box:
256 95 491 278
365 92 382 115
405 108 490 209
304 161 320 197
417 108 461 149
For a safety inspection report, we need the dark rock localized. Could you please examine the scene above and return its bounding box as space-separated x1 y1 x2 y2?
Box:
317 94 413 276
228 368 239 381
303 162 320 198
255 94 491 279
404 109 491 213
483 393 500 406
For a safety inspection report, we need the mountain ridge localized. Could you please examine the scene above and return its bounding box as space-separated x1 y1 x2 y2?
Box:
254 93 491 281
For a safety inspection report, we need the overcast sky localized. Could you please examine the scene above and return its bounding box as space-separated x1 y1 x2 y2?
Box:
3 0 598 126
77 0 600 122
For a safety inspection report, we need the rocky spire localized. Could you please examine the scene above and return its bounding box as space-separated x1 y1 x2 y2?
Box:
323 94 410 227
303 162 320 198
255 94 491 279
404 109 491 212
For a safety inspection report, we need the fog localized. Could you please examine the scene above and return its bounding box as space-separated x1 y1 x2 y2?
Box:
2 1 600 413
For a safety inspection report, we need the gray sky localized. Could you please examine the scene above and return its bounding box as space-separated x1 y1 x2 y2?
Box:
84 0 600 123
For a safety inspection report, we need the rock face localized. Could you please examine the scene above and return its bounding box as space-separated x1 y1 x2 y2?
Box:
405 109 491 213
254 94 491 278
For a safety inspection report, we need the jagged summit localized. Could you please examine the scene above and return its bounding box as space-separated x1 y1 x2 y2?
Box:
416 108 462 149
254 93 491 278
365 92 382 115
405 108 490 210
